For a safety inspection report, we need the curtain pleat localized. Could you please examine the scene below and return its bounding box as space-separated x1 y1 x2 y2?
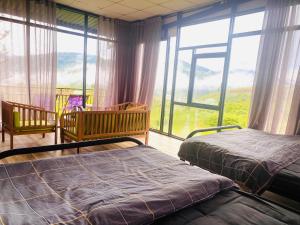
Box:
0 0 29 120
93 17 162 109
29 0 57 111
93 18 118 109
0 0 57 113
248 0 300 135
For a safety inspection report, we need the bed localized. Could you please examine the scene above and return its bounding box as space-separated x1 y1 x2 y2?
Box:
178 126 300 201
0 137 299 225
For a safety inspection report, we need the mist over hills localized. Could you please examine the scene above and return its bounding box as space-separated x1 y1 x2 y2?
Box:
2 52 255 90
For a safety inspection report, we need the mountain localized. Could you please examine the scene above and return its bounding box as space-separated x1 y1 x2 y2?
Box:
58 52 96 70
179 60 217 77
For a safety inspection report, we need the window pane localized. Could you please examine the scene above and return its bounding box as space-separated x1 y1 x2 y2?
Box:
180 19 230 47
174 50 192 102
223 35 261 127
86 38 97 107
172 105 219 138
56 7 85 34
192 57 224 106
163 37 176 133
0 0 26 21
234 12 264 33
56 32 84 114
0 20 28 104
151 41 167 130
88 16 98 37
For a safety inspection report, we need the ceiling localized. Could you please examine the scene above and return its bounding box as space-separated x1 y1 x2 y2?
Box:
54 0 219 21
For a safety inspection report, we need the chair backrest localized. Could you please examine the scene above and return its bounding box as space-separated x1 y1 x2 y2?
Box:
106 102 148 111
61 109 150 139
2 101 57 130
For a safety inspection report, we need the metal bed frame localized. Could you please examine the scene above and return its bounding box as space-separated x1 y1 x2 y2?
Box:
186 125 242 139
0 137 144 160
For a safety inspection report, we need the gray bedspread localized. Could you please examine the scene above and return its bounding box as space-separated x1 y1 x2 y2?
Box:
178 128 300 193
0 146 234 225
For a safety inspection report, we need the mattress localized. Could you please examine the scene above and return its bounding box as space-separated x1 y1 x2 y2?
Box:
0 145 235 225
269 158 300 201
178 128 300 194
154 190 300 225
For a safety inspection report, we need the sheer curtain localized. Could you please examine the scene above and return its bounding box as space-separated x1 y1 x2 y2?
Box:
30 0 57 111
0 0 57 113
93 17 118 109
248 0 300 135
93 17 162 108
126 17 162 107
0 0 29 105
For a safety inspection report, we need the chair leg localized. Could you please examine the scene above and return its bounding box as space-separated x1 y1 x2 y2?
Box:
42 133 45 138
10 134 13 150
60 129 64 144
77 147 80 154
1 129 4 142
145 132 149 145
54 129 57 145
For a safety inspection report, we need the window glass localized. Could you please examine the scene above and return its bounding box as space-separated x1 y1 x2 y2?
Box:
151 41 167 130
172 105 218 138
0 0 26 21
0 20 28 104
88 16 98 37
86 38 97 107
56 32 84 114
56 7 85 34
180 19 230 47
223 35 261 127
192 57 224 106
234 11 264 33
174 50 193 103
163 36 176 133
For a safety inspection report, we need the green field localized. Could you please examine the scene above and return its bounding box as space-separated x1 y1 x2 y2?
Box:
150 88 252 137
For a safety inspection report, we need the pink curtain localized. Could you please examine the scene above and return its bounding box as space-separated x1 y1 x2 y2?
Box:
29 0 57 111
123 17 162 107
0 0 57 113
93 17 119 109
137 17 162 106
0 0 29 115
248 0 300 135
93 17 162 108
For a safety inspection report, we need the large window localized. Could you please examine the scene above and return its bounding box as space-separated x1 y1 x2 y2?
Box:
151 9 265 138
0 2 110 115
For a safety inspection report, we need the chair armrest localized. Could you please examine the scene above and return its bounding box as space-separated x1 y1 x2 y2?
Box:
7 101 45 111
186 125 242 139
105 102 130 111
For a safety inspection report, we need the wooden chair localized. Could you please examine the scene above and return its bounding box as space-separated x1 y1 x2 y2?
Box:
1 101 57 149
60 104 150 146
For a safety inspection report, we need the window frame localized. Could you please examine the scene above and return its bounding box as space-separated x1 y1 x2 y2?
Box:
151 6 267 140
